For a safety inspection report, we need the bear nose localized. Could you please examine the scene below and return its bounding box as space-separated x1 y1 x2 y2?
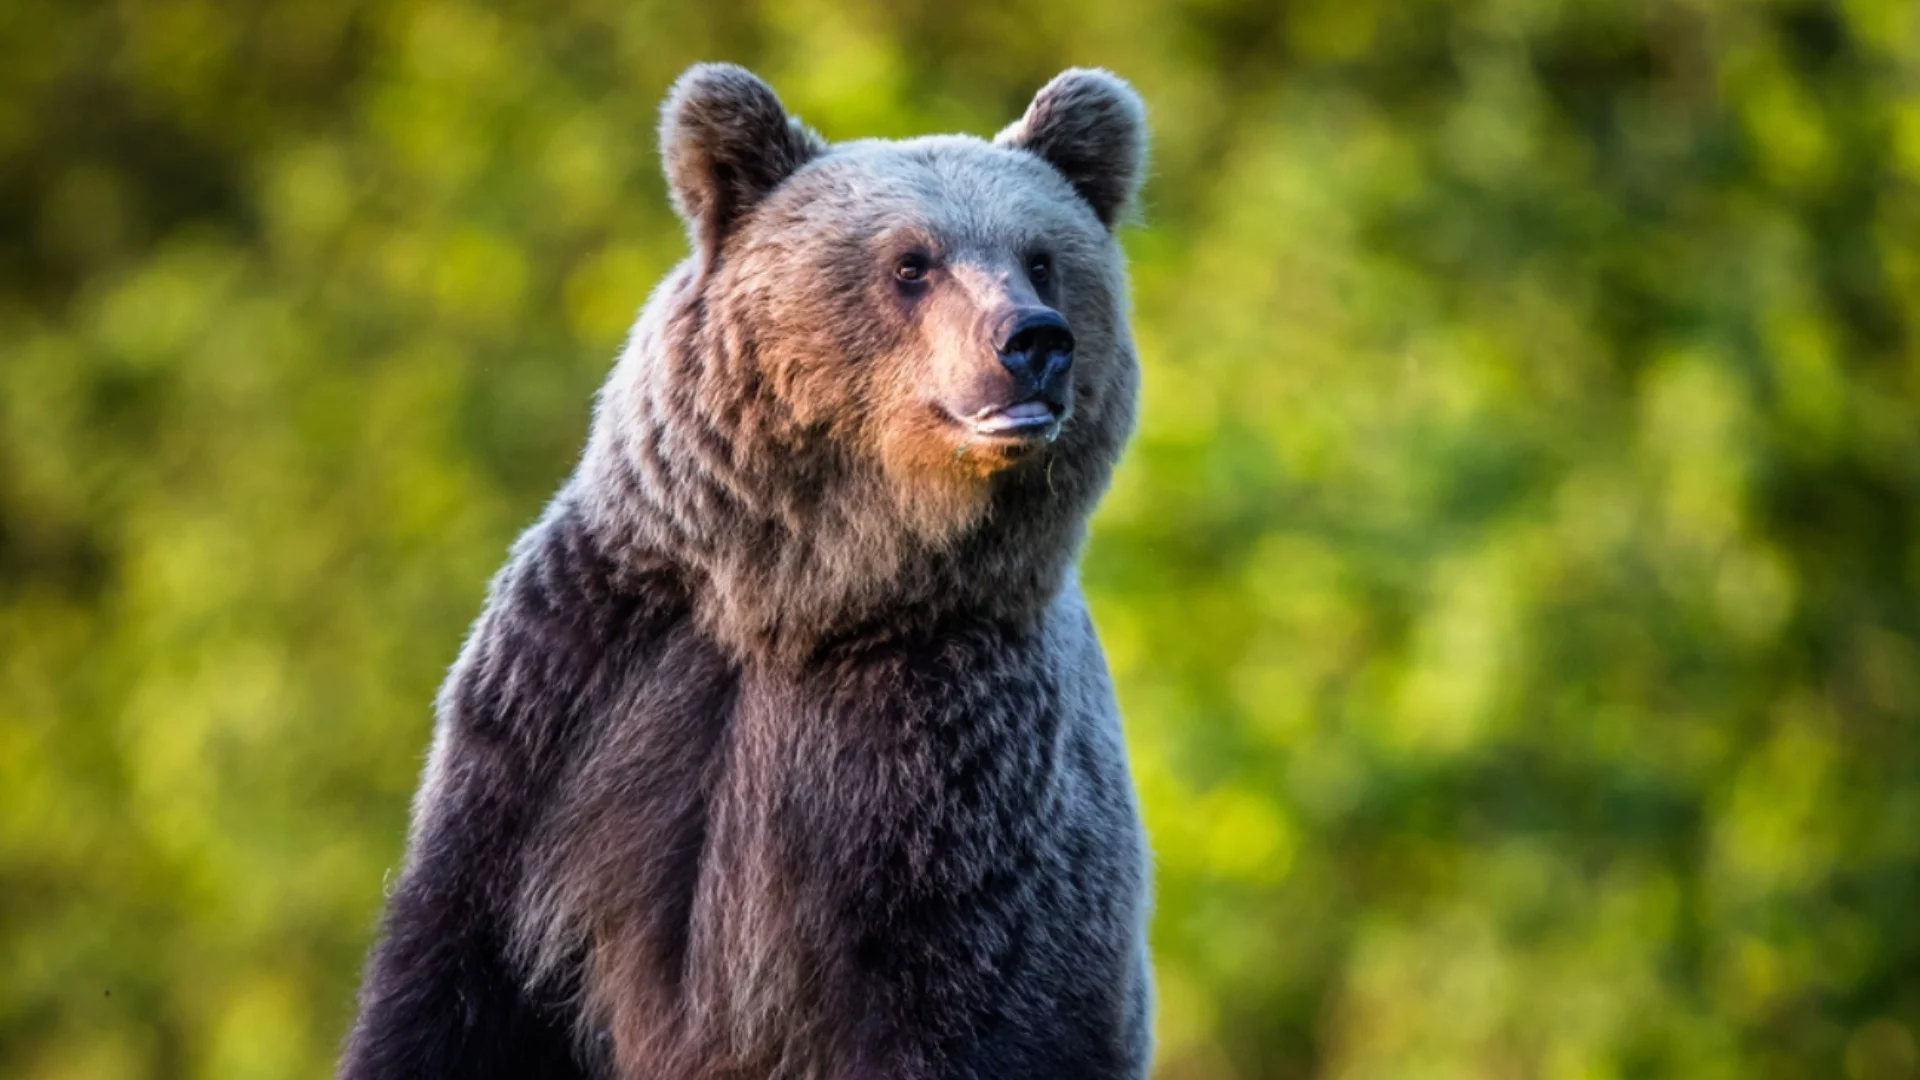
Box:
998 310 1076 389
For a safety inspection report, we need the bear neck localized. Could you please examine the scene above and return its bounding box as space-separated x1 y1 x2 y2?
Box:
573 274 1106 663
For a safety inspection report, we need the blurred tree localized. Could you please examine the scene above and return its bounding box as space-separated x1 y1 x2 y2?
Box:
1 1 1916 1078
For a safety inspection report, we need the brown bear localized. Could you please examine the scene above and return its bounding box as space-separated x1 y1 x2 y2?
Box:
338 62 1152 1080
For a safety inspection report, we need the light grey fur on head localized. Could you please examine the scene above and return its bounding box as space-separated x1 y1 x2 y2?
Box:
995 68 1148 229
582 70 1150 662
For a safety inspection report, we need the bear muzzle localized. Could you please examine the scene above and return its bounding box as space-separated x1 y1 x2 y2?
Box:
958 308 1075 443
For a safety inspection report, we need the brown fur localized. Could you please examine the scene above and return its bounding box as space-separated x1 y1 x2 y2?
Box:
340 64 1153 1080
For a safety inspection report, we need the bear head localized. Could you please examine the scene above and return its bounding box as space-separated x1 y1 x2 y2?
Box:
583 64 1148 656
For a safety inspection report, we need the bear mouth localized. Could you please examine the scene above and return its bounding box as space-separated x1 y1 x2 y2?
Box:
960 400 1064 443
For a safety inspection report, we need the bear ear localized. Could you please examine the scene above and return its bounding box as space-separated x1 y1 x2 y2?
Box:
659 64 825 261
995 69 1148 230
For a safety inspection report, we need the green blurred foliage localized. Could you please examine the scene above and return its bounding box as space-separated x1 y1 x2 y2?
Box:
3 0 1918 1077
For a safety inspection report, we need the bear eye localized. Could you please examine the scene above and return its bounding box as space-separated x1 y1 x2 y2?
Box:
894 254 931 284
1027 253 1052 286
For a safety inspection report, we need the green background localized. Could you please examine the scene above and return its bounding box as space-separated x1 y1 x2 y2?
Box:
4 0 1918 1077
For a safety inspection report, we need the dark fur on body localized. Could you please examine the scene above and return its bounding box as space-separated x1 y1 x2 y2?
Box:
340 65 1152 1080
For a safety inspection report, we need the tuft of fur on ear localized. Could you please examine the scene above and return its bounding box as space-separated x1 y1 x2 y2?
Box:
659 63 825 261
995 69 1148 229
